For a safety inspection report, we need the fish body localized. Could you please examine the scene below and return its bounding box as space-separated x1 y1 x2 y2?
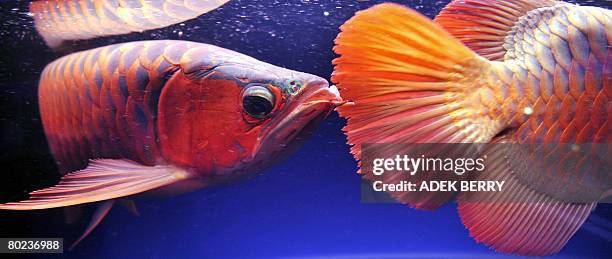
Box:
29 0 230 48
440 2 611 204
440 2 610 144
333 0 610 256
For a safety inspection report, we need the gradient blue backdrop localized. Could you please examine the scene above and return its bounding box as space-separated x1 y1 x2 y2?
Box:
0 0 610 258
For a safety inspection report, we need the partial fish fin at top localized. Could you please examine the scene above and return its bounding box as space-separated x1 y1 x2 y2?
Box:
457 137 597 256
434 0 558 61
0 159 191 210
29 0 230 48
333 3 509 209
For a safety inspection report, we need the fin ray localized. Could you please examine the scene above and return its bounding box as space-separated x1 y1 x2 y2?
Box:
333 3 509 209
457 138 596 256
434 0 558 61
0 159 191 210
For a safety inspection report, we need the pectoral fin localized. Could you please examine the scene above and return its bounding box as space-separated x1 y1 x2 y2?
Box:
0 159 191 210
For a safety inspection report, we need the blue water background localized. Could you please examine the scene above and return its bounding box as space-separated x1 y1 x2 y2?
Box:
0 0 610 258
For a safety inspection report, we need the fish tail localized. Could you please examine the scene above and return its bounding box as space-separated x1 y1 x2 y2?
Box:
333 3 509 156
332 3 515 210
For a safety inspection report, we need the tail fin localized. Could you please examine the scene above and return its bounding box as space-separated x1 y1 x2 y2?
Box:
332 3 514 209
333 3 510 159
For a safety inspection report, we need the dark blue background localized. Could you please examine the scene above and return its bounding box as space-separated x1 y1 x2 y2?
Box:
0 0 610 258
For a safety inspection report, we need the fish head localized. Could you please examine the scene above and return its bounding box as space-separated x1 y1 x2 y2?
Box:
242 70 344 176
158 58 342 178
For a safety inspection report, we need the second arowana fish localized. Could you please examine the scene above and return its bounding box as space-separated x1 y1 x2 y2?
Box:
0 40 342 248
333 0 610 256
29 0 230 48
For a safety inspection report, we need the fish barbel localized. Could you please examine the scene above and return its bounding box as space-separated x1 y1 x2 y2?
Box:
333 0 610 256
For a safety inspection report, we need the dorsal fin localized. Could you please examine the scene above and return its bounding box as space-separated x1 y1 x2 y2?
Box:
434 0 558 61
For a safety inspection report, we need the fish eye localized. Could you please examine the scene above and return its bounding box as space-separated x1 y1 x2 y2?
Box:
242 85 276 118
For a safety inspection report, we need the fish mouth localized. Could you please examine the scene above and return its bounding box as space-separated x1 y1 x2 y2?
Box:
319 84 346 106
253 83 344 159
269 84 343 138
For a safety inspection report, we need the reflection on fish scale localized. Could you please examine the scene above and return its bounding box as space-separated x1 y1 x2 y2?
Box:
29 0 230 48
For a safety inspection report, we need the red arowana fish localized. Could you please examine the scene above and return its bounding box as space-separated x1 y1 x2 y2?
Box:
0 40 342 248
332 0 610 256
29 0 230 48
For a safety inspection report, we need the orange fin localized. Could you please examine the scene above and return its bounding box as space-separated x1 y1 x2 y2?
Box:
457 138 596 256
333 3 507 208
0 159 191 210
434 0 557 61
69 200 115 251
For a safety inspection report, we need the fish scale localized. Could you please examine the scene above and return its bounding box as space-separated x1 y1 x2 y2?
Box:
502 4 610 145
39 40 229 173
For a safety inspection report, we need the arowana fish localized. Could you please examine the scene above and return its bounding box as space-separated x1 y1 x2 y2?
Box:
332 0 610 256
0 40 342 248
29 0 230 48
